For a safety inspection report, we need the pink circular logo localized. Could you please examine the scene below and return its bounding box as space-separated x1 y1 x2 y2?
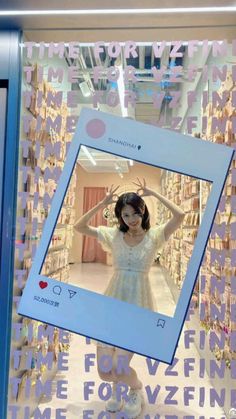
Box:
86 118 106 139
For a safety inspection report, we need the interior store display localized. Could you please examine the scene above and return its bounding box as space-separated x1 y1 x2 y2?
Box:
5 36 236 418
200 73 236 367
157 72 236 371
11 62 76 414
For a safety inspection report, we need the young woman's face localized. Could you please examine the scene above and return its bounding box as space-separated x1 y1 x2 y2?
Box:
121 204 143 231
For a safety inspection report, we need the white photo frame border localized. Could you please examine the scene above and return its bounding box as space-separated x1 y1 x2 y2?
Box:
18 108 234 364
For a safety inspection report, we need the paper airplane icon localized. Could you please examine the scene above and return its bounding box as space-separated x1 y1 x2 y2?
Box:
68 290 77 299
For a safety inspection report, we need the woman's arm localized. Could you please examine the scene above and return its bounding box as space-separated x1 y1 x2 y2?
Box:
150 189 185 241
133 177 185 240
74 200 107 237
73 185 119 238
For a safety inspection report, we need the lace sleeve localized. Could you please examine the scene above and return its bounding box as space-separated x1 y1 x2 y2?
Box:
96 226 117 252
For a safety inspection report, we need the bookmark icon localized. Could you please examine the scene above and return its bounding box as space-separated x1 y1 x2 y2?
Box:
157 319 165 328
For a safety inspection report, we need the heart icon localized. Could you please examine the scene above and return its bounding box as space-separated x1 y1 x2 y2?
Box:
39 281 48 289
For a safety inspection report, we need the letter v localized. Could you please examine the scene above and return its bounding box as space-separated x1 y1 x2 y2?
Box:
146 358 160 375
145 385 161 404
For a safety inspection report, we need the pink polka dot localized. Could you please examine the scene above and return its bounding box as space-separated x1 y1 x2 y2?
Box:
86 119 106 139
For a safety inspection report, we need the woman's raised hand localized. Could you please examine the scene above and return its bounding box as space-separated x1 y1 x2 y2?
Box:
132 177 153 197
102 184 120 206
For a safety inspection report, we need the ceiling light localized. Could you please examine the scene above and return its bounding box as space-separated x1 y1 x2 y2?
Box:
116 63 128 117
1 8 236 16
20 41 221 48
81 145 96 166
79 81 91 97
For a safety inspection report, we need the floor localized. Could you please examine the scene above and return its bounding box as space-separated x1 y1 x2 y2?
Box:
38 262 227 419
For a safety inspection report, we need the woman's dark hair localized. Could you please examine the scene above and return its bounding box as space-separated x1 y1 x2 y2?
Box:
114 192 150 232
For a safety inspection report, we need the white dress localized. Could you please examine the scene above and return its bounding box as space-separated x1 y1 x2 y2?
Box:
97 224 167 311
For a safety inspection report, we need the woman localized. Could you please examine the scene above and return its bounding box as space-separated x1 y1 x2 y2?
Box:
74 178 185 418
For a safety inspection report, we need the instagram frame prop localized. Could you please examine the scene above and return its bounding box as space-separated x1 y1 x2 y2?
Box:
18 108 234 363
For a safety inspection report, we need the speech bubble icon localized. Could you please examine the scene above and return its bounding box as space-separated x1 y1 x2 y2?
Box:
53 285 62 295
157 319 166 328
